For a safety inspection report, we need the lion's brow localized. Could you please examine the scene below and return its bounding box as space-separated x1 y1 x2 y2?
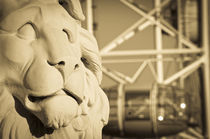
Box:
0 6 41 32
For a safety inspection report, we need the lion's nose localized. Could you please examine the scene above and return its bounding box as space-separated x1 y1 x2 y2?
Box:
47 58 80 82
47 59 79 70
47 60 65 66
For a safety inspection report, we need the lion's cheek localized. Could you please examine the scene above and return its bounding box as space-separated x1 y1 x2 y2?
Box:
0 36 33 64
37 95 78 129
65 69 86 102
24 62 63 94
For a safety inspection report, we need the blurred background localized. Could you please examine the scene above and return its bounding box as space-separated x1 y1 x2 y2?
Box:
81 0 210 138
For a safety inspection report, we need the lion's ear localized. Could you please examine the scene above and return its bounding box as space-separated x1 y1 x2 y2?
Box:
80 28 102 84
58 0 85 21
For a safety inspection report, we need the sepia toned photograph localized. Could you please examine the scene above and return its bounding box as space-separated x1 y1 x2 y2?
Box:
0 0 209 139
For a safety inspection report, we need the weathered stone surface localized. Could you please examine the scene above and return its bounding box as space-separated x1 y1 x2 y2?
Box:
0 0 109 139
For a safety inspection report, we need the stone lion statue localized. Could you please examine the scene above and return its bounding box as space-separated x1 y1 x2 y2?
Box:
0 0 109 139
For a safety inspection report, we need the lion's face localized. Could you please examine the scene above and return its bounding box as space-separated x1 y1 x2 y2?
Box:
0 1 109 138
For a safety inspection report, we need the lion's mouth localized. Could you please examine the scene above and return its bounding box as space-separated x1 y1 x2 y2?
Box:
28 89 82 104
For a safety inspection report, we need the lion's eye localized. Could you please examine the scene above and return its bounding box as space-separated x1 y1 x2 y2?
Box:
63 29 75 43
58 0 69 6
17 23 36 40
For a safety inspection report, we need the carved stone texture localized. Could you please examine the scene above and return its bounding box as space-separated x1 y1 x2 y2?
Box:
0 0 109 139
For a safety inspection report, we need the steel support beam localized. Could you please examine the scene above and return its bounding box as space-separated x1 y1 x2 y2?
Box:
86 0 93 34
201 0 210 137
101 49 202 57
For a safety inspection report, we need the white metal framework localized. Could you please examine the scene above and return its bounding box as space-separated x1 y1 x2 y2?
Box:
86 0 209 138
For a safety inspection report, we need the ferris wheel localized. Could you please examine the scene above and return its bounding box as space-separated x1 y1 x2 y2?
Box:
83 0 210 138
